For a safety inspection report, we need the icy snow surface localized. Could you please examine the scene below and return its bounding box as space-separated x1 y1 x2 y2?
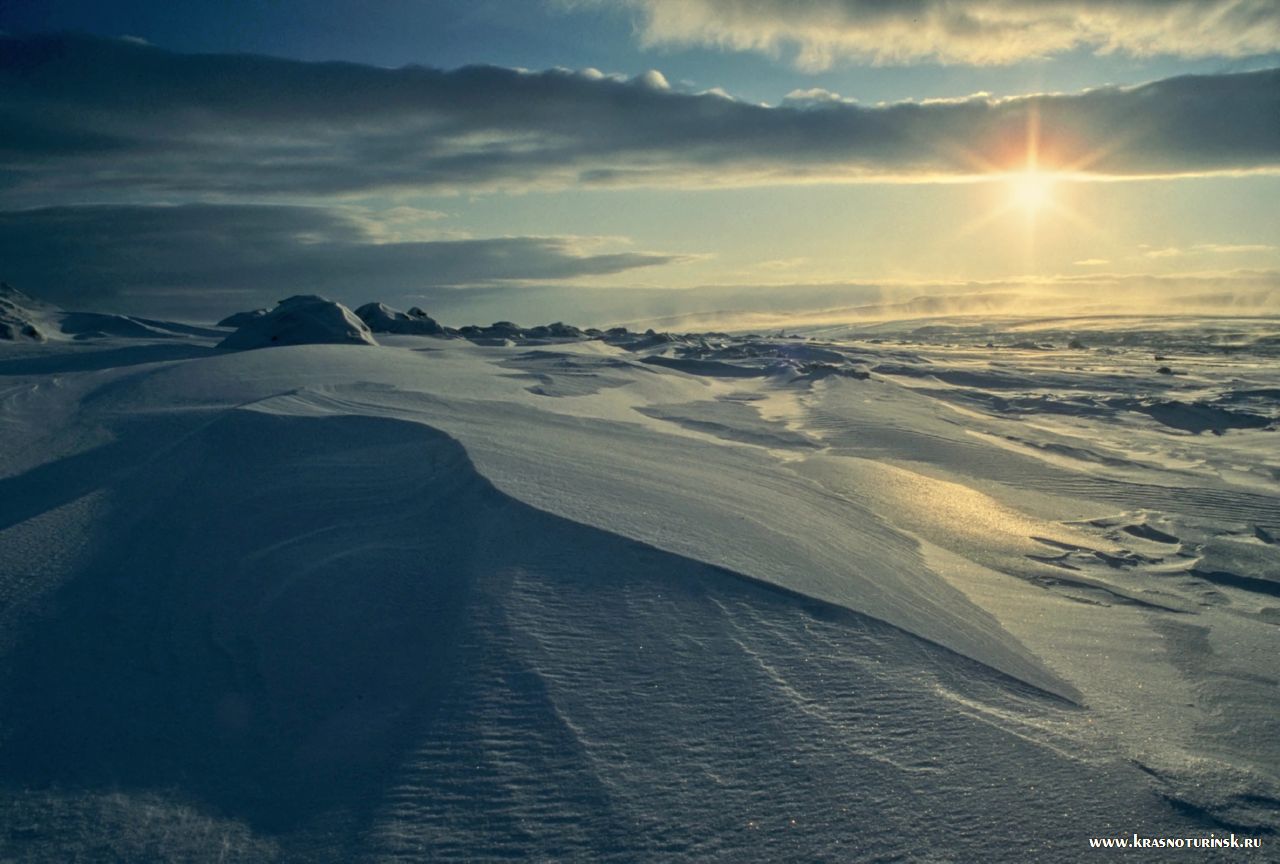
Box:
1 308 1277 861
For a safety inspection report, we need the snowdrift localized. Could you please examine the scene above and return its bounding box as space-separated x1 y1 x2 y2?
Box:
0 405 1202 861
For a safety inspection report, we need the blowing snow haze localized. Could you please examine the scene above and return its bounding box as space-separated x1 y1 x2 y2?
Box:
2 3 1279 862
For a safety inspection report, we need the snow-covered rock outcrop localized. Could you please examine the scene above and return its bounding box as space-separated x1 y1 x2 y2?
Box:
354 302 444 335
217 295 378 350
455 320 587 343
0 282 48 341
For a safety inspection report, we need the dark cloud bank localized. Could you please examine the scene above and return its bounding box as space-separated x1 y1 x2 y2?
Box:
2 32 1277 205
0 205 681 317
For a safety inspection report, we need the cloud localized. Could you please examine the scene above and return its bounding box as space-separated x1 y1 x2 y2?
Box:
756 257 811 271
0 204 684 317
0 34 1276 206
574 0 1280 68
1143 242 1277 258
1195 243 1277 254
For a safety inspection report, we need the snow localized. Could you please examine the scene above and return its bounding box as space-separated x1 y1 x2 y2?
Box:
217 308 269 328
217 295 378 349
2 301 1278 861
354 301 445 335
0 282 50 341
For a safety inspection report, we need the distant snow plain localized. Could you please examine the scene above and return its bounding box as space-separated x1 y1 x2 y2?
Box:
1 289 1277 861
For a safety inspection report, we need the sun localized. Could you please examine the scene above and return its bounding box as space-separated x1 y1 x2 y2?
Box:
1009 169 1055 215
949 102 1102 262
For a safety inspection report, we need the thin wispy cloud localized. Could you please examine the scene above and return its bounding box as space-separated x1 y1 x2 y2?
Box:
1 34 1277 207
579 0 1280 68
1143 242 1278 258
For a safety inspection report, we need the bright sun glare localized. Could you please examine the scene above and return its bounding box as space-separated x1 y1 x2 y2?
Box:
949 105 1098 260
1010 170 1055 214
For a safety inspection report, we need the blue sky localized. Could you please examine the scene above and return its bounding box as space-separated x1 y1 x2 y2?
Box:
2 1 1278 322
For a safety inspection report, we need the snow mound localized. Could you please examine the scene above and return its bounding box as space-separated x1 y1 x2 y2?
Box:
354 302 444 335
0 282 48 341
217 308 269 328
217 295 377 350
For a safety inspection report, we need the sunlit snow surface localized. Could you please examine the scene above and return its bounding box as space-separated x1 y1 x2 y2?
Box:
1 309 1277 861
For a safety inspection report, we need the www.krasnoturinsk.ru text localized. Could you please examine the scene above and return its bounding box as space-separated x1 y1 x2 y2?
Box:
1089 834 1262 850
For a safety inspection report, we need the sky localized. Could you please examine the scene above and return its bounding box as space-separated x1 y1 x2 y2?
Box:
1 1 1278 324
